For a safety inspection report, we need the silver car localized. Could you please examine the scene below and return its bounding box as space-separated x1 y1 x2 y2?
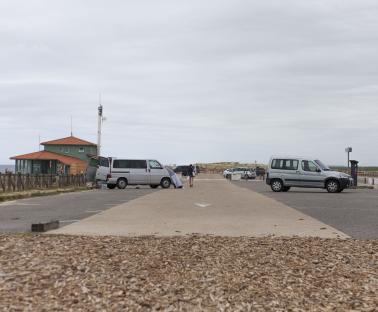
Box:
266 156 353 193
107 159 171 189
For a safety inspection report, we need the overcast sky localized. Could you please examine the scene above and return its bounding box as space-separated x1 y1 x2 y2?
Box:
1 0 378 166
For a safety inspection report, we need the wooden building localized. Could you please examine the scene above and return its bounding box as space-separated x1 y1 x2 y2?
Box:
11 136 97 175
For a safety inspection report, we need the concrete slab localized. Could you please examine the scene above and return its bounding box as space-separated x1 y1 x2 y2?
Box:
51 176 348 238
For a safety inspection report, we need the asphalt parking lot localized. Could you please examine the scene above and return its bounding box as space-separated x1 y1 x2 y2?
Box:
0 187 156 233
233 180 378 239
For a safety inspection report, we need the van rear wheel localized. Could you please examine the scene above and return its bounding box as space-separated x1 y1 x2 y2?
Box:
271 179 283 192
107 184 116 189
160 178 171 189
117 178 128 189
150 185 159 189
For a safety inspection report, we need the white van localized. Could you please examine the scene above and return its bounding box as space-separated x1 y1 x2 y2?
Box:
106 159 171 189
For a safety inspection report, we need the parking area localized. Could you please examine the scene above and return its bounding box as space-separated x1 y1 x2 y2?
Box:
0 187 156 233
233 180 378 239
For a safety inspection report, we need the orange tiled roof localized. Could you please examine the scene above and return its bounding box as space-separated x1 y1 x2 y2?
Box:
41 136 96 146
10 151 87 166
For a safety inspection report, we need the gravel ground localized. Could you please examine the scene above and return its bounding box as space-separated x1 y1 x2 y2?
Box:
0 235 377 311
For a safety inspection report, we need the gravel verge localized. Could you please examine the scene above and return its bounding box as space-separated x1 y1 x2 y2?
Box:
0 234 377 311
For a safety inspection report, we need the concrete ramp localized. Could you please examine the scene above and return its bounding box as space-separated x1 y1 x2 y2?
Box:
51 177 348 238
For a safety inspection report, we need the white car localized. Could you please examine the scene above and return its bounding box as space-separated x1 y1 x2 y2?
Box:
223 168 256 179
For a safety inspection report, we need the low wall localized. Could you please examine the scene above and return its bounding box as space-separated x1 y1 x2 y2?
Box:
0 173 86 193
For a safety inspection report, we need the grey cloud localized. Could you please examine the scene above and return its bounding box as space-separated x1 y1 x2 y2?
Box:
1 0 378 165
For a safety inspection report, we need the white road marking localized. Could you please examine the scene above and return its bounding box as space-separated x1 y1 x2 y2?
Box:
60 220 80 223
194 202 211 208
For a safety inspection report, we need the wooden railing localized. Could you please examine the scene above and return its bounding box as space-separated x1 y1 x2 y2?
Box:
0 173 86 193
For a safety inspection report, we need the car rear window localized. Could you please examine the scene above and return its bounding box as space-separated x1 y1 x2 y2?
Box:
271 159 298 170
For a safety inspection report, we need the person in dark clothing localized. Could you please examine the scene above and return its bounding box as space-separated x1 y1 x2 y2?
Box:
188 164 194 187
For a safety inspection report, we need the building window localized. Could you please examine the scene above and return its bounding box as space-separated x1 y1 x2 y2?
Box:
60 147 64 152
65 147 70 153
79 147 85 153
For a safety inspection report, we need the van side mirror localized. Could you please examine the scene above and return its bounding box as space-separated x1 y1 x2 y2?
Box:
316 168 321 173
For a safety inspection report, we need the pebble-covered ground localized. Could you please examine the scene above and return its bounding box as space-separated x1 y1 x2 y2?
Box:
0 234 377 311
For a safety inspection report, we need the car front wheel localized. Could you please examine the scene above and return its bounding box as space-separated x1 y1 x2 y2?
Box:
326 180 339 193
271 179 283 192
160 178 171 189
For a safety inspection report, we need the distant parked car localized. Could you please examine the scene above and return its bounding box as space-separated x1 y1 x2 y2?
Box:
174 165 189 176
255 167 266 177
266 156 354 193
223 168 256 179
174 165 199 176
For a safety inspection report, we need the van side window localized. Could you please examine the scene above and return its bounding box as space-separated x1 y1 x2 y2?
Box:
301 160 318 172
130 160 147 169
113 160 147 169
271 159 298 170
149 160 163 169
113 160 128 168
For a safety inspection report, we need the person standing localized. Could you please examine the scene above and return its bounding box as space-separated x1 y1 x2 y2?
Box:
188 164 194 187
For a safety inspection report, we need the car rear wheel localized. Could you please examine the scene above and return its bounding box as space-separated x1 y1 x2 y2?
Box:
160 178 171 189
271 179 283 192
326 180 339 193
150 185 159 189
117 178 128 189
107 184 116 189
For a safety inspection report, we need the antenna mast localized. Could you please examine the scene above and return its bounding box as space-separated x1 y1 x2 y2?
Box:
70 115 73 136
97 94 103 157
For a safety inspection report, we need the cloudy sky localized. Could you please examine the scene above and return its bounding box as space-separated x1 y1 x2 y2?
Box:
1 0 378 166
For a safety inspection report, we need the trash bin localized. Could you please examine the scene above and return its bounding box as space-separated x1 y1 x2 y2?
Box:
350 160 359 187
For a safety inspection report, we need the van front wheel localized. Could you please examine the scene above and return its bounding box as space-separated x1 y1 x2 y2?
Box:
271 179 283 192
160 178 171 189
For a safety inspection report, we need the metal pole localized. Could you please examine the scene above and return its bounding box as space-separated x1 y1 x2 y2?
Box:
97 104 103 157
347 151 349 169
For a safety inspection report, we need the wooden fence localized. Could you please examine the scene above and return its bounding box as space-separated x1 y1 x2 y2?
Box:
0 173 86 193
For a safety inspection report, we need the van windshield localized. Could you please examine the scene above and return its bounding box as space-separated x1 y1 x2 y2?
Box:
314 160 330 171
